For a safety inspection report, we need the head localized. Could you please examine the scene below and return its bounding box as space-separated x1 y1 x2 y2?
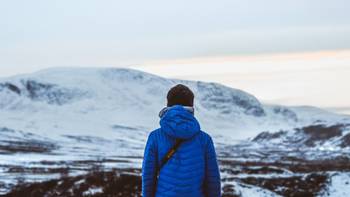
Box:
167 84 194 107
160 84 199 139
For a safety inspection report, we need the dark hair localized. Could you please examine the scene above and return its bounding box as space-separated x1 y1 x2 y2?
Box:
167 84 194 107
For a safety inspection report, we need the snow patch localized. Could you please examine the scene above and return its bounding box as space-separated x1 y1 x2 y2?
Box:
320 173 350 197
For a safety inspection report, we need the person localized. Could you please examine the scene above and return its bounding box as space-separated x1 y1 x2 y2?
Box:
142 84 221 197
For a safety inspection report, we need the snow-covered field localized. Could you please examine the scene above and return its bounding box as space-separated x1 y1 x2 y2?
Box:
0 67 350 196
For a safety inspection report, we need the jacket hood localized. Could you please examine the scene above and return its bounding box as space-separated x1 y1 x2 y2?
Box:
159 105 201 139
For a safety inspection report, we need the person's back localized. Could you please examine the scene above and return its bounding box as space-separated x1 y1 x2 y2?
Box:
142 84 221 197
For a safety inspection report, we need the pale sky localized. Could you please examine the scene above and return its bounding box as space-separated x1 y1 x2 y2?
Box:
1 0 350 114
133 50 350 115
1 0 350 70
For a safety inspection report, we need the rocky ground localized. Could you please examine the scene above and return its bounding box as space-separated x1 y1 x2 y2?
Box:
3 157 350 197
3 169 141 197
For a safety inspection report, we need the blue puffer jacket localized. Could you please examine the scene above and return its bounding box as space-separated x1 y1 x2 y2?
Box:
142 105 221 197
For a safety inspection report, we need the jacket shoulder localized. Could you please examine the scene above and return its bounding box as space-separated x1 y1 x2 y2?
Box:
146 128 163 143
198 130 213 141
149 128 161 136
196 130 214 150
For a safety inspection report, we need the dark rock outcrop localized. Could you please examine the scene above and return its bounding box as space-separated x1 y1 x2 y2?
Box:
252 130 288 142
340 133 350 147
0 83 21 95
273 106 298 121
19 80 88 105
300 124 345 147
197 82 265 117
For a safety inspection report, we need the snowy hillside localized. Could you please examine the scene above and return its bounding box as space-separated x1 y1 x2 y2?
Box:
1 67 350 196
1 67 348 141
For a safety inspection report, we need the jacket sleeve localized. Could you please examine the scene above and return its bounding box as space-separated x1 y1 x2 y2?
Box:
204 136 221 197
142 132 158 197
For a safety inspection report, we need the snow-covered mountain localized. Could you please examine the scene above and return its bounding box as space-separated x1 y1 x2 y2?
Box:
1 67 349 161
1 67 348 141
1 67 350 196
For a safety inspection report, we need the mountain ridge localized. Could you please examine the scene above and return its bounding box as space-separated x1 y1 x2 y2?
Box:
0 67 348 140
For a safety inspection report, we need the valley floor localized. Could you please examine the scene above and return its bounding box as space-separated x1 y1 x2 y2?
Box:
2 157 350 197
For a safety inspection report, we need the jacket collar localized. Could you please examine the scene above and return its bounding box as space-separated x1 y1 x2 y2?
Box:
159 105 194 118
